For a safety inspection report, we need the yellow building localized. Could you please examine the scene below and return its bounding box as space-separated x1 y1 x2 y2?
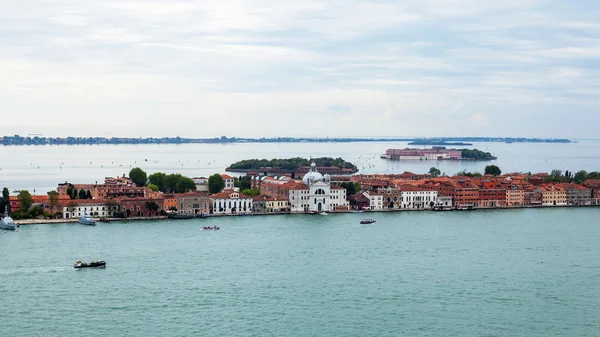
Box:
505 188 524 207
541 185 567 206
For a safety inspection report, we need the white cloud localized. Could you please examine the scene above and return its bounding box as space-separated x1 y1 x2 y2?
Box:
0 0 599 137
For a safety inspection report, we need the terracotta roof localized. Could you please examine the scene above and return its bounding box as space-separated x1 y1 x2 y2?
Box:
210 191 251 199
221 174 233 179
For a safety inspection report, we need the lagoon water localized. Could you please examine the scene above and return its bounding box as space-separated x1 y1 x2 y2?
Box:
2 140 600 193
2 209 600 336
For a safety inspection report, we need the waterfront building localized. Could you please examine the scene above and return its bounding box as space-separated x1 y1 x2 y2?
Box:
252 195 289 213
540 185 567 206
361 191 383 210
559 183 592 205
210 191 253 214
398 184 438 209
163 194 178 211
289 163 349 212
347 192 371 210
382 147 462 160
177 192 210 215
435 196 453 210
119 197 164 217
505 186 525 207
583 179 600 204
62 199 120 218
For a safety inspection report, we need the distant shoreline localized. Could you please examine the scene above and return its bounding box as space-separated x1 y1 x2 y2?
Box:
1 136 572 146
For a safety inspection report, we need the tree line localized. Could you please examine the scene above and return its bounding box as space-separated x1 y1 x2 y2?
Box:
129 168 196 193
227 157 358 172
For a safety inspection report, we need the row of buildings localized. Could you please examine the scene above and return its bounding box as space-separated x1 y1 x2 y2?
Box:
346 173 600 210
8 167 600 220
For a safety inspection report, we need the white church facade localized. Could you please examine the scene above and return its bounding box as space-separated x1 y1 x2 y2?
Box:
289 163 349 212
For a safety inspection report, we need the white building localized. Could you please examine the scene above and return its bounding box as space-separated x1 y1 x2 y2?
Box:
63 201 120 218
398 185 438 209
362 191 384 210
210 191 253 214
289 163 349 212
221 174 235 190
192 177 209 192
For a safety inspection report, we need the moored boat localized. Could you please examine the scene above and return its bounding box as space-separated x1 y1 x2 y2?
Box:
78 211 96 226
360 219 376 224
0 210 18 230
202 226 220 230
74 259 106 269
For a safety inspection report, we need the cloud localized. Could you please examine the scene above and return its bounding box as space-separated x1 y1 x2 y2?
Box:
0 0 599 138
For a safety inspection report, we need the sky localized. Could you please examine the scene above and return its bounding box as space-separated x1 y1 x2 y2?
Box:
1 0 599 138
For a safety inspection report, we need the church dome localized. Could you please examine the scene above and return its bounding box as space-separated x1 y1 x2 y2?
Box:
302 162 323 185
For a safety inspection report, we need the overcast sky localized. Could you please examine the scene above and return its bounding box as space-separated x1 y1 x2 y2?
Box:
1 0 599 138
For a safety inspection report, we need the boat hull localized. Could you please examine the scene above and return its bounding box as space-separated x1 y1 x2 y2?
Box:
78 220 96 226
74 261 106 269
0 224 17 230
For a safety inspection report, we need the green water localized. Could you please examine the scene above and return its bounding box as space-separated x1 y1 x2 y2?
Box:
2 209 599 336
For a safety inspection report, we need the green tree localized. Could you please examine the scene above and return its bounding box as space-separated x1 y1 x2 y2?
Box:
174 177 196 193
148 184 159 192
165 173 182 193
235 176 252 190
66 185 74 199
86 190 92 199
208 174 225 194
340 182 357 194
241 188 260 197
0 187 8 214
78 189 87 199
29 205 43 218
429 167 441 177
574 170 588 184
47 191 59 213
17 190 34 211
550 169 562 177
129 167 148 187
484 165 501 176
145 201 160 211
148 172 167 192
588 171 600 180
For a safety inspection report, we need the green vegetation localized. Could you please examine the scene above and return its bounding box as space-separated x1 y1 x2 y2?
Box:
455 170 482 177
545 169 600 183
208 174 225 194
484 165 502 176
340 182 362 195
460 149 497 161
227 157 358 172
429 167 441 177
17 190 34 211
0 187 9 214
129 167 148 187
235 176 252 190
241 188 260 197
148 172 196 193
47 191 59 214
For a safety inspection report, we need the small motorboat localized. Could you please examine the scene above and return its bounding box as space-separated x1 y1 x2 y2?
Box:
360 219 376 224
202 226 220 231
319 212 328 215
78 211 96 226
98 218 110 223
74 259 106 269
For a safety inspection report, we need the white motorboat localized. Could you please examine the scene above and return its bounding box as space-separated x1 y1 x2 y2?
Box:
0 210 18 230
78 211 96 226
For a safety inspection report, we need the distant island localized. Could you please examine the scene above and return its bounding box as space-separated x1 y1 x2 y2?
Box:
226 157 359 175
0 135 572 146
408 140 472 146
382 148 496 161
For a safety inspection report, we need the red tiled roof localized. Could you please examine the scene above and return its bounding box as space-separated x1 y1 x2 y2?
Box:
210 191 251 199
221 174 233 179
